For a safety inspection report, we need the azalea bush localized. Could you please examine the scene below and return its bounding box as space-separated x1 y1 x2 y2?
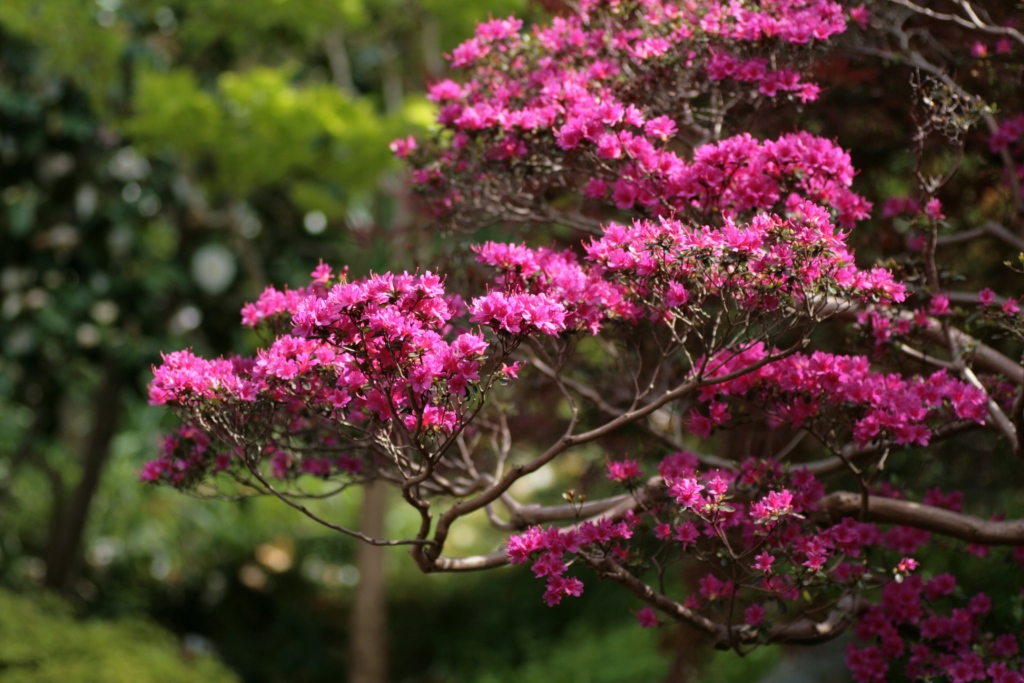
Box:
146 1 1024 680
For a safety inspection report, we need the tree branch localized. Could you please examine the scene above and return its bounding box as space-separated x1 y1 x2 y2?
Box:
936 221 1024 253
588 555 864 648
428 345 802 565
819 491 1024 545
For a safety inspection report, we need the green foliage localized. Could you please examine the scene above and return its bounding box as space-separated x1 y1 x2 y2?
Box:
0 588 238 683
140 0 371 53
0 1 124 109
83 401 363 588
470 620 779 683
128 65 427 206
695 647 781 683
472 621 670 683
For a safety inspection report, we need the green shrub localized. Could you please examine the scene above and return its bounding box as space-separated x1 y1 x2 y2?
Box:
0 589 238 683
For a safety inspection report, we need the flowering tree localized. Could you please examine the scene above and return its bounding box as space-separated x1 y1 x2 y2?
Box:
146 1 1024 680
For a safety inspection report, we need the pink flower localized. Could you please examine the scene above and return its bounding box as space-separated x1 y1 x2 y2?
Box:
706 475 729 498
596 132 622 159
978 288 996 306
531 551 567 578
968 592 991 615
744 603 766 627
896 557 919 573
928 294 950 316
988 662 1024 683
665 282 689 307
469 291 567 336
850 4 870 29
1003 298 1020 315
606 457 642 482
474 16 522 42
688 411 715 438
803 551 828 572
847 644 889 683
507 528 544 564
139 459 168 482
670 477 705 510
947 653 986 683
584 177 608 198
991 634 1019 657
388 135 417 158
450 37 490 68
698 573 730 600
636 607 658 628
543 575 584 606
498 362 522 380
971 41 989 58
644 115 677 141
924 197 944 221
751 489 794 522
674 521 699 546
753 551 775 573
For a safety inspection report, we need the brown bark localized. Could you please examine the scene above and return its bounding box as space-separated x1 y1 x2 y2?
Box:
819 491 1024 545
44 356 122 592
348 479 389 683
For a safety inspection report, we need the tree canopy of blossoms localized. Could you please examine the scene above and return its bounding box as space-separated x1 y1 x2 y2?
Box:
147 1 1024 680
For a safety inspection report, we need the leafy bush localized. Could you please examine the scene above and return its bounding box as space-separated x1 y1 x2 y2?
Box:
0 588 238 683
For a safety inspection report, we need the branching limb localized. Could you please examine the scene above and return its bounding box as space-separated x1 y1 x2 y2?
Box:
960 365 1019 451
245 458 429 547
936 221 1024 253
802 421 979 476
819 491 1024 545
818 297 1024 384
431 550 510 572
527 352 735 470
884 0 1024 47
427 343 803 567
588 555 864 648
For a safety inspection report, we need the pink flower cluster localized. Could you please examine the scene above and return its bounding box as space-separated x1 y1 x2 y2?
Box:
707 53 819 101
991 113 1024 153
690 343 988 446
139 425 224 488
606 457 643 483
147 264 536 486
241 283 310 329
656 455 826 542
410 0 866 229
469 291 567 336
149 351 258 406
978 288 1022 316
881 195 922 219
521 452 946 644
749 489 794 523
849 574 1023 683
584 202 901 316
473 241 637 333
507 516 636 606
691 0 847 44
146 1 1024 670
472 199 900 342
155 269 495 431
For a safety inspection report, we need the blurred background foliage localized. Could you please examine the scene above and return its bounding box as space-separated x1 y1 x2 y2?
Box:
0 587 239 683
